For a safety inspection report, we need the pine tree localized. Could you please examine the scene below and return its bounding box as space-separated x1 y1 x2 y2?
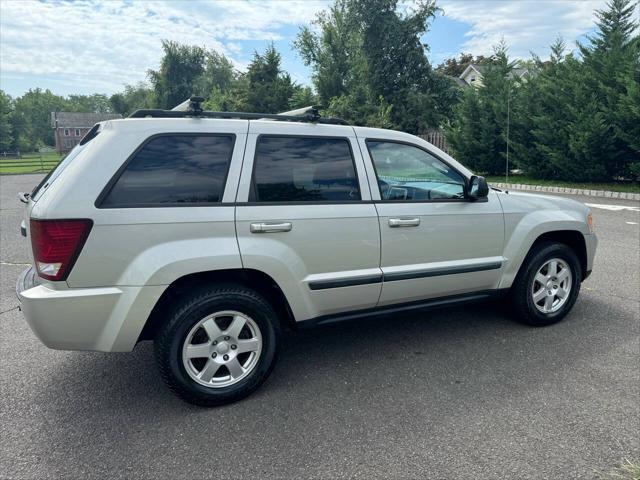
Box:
244 45 295 113
447 43 518 175
515 40 576 179
517 0 639 182
571 0 639 180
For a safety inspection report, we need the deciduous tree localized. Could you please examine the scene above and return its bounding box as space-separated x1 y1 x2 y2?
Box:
148 40 206 109
0 90 14 151
295 0 457 132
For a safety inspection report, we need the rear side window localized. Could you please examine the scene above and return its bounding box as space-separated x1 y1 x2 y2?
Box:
251 136 360 202
31 144 86 201
100 134 234 207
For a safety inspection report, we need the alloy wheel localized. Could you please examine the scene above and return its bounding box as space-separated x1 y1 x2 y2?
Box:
181 310 262 388
531 258 573 314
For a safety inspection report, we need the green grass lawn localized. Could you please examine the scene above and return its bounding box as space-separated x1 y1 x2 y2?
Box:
485 175 640 194
0 152 63 174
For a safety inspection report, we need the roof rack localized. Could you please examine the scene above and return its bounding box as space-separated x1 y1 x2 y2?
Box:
128 97 349 125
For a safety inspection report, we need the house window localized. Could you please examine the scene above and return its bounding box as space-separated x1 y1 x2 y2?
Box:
64 129 70 136
75 128 81 137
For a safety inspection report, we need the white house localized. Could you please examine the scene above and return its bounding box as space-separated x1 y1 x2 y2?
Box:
458 64 529 87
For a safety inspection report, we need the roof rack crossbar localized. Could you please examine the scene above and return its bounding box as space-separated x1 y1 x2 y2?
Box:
128 108 349 125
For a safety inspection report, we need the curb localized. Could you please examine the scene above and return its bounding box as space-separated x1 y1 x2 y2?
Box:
490 182 640 201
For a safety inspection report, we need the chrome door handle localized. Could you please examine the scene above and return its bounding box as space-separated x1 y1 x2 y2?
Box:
250 222 292 233
388 217 420 228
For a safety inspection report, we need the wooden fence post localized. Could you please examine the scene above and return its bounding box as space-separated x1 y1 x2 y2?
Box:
417 129 450 155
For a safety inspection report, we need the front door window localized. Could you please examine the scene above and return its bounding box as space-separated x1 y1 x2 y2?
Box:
367 141 465 201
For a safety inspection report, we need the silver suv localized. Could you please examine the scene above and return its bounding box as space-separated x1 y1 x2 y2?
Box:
16 103 597 406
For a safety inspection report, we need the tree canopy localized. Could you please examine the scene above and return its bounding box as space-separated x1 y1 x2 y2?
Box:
436 53 493 77
447 0 639 181
1 0 638 183
295 0 458 132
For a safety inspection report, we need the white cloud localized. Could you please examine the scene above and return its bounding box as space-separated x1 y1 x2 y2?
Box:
438 0 608 58
0 0 327 94
2 0 633 96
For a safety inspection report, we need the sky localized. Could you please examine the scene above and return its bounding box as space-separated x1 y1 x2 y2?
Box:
0 0 615 98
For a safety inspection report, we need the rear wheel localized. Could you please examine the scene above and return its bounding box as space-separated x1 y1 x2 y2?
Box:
154 284 280 406
511 242 582 326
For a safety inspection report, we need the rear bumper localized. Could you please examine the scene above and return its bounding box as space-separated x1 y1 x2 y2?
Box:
16 266 165 352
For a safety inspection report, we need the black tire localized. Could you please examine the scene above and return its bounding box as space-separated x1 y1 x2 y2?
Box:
154 284 280 407
510 241 582 327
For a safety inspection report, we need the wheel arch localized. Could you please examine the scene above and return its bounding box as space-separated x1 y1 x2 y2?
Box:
528 230 587 275
502 229 587 290
138 268 296 343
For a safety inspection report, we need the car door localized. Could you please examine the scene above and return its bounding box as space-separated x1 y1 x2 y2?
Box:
357 132 505 306
235 122 381 321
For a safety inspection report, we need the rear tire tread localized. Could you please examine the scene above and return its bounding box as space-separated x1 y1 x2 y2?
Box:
154 283 280 407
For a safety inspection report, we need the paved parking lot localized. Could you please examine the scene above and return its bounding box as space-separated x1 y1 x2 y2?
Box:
1 174 638 479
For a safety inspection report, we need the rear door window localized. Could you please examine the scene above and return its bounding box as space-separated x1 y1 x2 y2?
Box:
100 134 234 207
251 136 360 202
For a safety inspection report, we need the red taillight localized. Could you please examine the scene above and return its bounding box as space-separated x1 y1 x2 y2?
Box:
30 219 92 281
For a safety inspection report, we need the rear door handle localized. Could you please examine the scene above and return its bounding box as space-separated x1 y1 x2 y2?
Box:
388 217 420 228
250 222 292 233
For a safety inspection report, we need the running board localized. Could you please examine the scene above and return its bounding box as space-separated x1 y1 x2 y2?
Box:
298 290 502 329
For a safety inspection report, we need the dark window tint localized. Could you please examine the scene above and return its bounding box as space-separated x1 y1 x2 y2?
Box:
252 136 360 202
101 135 234 207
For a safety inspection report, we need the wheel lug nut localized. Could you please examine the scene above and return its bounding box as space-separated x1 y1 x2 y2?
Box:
212 352 217 358
213 341 217 345
223 354 229 361
224 336 230 341
231 344 237 350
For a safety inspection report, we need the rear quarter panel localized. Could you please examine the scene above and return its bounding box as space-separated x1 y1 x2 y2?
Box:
31 119 249 289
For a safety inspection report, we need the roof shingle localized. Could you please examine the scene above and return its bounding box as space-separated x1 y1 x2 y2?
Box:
51 112 122 128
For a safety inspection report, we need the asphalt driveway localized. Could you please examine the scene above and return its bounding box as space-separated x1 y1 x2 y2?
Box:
1 174 638 479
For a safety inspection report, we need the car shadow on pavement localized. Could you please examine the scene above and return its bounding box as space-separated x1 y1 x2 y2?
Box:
15 293 629 477
36 293 617 415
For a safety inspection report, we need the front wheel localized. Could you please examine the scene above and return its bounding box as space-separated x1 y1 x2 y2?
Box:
154 285 280 406
511 242 582 327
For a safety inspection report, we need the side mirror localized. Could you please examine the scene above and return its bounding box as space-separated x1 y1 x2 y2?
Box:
467 175 489 200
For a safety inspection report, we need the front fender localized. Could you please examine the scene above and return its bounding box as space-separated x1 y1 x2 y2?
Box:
498 209 589 289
